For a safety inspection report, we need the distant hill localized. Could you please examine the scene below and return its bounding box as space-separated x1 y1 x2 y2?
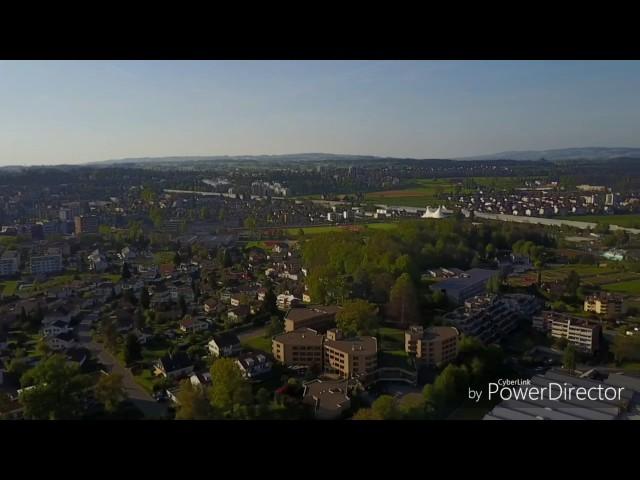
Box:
456 147 640 161
87 153 397 165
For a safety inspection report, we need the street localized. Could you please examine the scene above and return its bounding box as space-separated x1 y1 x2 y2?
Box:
77 318 168 419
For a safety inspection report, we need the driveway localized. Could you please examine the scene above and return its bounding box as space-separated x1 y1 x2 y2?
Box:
77 318 168 419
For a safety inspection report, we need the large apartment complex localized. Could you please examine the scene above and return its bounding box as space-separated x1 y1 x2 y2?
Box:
272 327 378 380
443 294 541 344
272 328 324 367
404 325 459 367
584 292 625 319
533 311 602 353
324 328 378 379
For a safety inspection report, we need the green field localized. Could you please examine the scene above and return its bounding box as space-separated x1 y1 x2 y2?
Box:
557 214 640 229
364 179 457 207
241 335 272 353
0 280 19 297
286 222 400 236
603 279 640 295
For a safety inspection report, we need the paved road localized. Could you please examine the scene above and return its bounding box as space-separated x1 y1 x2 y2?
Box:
77 318 168 419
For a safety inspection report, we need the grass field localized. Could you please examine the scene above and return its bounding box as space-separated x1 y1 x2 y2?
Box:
241 335 272 353
286 222 400 236
557 214 640 228
0 280 19 297
364 179 457 207
602 279 640 295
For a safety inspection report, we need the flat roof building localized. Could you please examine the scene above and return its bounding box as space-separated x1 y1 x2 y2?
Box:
430 268 499 305
405 325 459 367
324 328 378 379
272 328 324 368
533 311 602 353
302 378 351 420
584 292 625 319
284 305 340 333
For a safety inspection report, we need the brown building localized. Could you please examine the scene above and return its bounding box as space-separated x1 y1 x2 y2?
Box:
272 328 324 368
584 292 625 319
323 328 378 379
284 305 340 333
404 325 459 366
74 215 99 235
302 378 351 420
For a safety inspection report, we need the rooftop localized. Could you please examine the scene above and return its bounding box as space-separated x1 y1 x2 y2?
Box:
273 328 324 346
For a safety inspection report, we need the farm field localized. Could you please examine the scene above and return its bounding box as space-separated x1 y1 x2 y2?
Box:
602 279 640 295
508 263 640 288
557 214 640 228
363 179 457 207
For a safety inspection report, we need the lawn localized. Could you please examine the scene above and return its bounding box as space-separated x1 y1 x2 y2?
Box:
557 214 640 229
602 279 640 295
0 280 19 297
377 327 405 348
241 335 273 354
134 369 157 394
379 350 412 369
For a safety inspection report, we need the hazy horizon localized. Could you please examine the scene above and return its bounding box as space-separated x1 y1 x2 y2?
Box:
2 60 640 166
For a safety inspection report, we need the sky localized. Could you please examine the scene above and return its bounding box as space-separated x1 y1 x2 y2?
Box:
1 60 640 165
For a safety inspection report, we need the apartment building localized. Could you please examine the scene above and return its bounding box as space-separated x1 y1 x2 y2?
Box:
323 328 378 379
532 311 601 353
0 250 19 276
442 294 522 344
284 305 340 333
430 268 499 305
584 293 625 319
74 214 99 235
272 328 324 368
30 254 62 274
404 325 459 367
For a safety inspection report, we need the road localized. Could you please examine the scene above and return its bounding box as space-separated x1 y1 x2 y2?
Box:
77 318 168 419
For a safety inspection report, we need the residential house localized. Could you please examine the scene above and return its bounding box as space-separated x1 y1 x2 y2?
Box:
154 352 194 379
227 305 250 323
42 320 72 337
179 316 209 333
208 332 242 357
236 353 273 379
46 331 76 351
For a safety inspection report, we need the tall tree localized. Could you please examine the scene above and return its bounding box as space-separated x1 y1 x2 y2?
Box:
123 333 142 366
20 354 92 420
175 379 211 420
563 344 577 373
95 373 126 413
140 287 150 310
335 299 379 336
209 358 253 418
388 273 419 326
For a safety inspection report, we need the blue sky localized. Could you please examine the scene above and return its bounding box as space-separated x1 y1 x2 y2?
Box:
1 60 639 165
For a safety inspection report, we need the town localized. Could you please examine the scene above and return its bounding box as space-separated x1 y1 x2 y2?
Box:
1 156 640 420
